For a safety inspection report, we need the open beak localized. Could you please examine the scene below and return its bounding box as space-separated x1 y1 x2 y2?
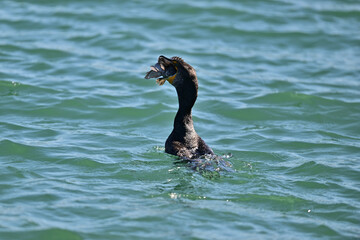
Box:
145 56 177 85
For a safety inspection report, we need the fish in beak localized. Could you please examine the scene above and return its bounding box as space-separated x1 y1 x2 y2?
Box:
145 55 178 85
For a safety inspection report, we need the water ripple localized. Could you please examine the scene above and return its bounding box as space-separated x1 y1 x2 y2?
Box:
0 0 359 239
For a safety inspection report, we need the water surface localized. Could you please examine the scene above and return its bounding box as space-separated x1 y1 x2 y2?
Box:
1 0 359 239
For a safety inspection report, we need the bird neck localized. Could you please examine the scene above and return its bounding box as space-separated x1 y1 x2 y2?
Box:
173 85 197 135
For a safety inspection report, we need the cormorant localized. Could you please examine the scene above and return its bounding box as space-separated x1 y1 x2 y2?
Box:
145 55 214 159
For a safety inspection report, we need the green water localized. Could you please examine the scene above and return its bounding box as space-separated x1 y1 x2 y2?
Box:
1 0 360 239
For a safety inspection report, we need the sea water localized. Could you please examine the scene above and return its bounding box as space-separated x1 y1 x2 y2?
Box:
0 0 359 239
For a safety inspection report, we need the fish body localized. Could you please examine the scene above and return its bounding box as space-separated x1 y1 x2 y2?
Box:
145 56 177 85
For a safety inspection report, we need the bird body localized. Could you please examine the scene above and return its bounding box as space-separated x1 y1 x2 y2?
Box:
145 56 213 159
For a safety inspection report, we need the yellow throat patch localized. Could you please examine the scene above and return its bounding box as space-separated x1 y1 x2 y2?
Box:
167 63 178 85
166 73 177 85
156 64 178 86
